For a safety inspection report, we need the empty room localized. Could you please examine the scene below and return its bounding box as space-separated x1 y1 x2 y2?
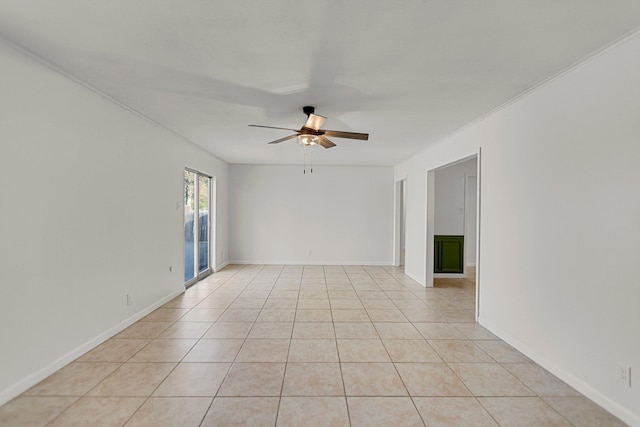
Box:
1 1 639 426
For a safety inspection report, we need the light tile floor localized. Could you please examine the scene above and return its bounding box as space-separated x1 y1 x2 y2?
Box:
0 265 628 426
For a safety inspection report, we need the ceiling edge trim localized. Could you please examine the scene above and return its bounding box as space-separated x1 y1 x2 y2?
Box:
407 25 640 164
0 32 228 165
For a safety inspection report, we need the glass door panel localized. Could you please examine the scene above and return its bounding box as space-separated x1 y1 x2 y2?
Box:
184 170 197 283
198 175 210 273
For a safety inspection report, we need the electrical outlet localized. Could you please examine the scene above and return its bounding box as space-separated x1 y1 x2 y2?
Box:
126 294 132 306
616 363 631 387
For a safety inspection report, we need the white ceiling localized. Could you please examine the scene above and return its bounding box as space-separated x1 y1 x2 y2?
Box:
2 1 640 166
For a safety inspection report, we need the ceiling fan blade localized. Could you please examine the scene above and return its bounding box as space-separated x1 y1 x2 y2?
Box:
267 134 298 144
322 130 369 140
249 124 301 132
303 113 327 131
318 136 337 149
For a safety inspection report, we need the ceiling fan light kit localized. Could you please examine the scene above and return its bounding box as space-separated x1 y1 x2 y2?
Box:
249 106 369 173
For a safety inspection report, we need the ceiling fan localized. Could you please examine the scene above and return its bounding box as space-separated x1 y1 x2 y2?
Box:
249 106 369 149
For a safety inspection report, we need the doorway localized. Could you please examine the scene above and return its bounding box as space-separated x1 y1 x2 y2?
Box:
184 169 213 287
426 152 480 319
394 178 407 267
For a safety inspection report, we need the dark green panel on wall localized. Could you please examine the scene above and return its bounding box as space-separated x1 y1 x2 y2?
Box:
434 235 464 273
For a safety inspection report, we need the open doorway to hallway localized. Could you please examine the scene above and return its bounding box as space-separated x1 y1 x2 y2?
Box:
426 153 480 319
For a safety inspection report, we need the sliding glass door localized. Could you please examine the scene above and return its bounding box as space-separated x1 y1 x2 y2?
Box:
184 169 212 286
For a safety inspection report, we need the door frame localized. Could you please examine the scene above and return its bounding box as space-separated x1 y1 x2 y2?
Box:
393 177 408 267
184 168 213 288
425 149 481 321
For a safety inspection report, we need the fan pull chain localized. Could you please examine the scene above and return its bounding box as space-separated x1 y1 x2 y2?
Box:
310 148 313 173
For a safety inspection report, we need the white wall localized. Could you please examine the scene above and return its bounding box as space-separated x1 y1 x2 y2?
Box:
0 40 229 404
434 158 477 235
395 32 640 424
229 164 394 265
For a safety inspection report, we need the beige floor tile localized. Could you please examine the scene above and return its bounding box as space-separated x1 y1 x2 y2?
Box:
297 298 331 309
115 321 174 339
392 299 430 310
295 309 333 322
395 363 471 396
292 322 336 339
277 397 350 427
374 322 422 339
217 308 261 322
412 322 466 339
25 362 120 396
248 321 294 339
362 299 397 310
428 339 495 362
128 339 196 362
269 290 299 299
263 298 298 309
449 363 535 396
366 309 408 322
179 308 225 322
288 339 339 362
77 339 149 362
162 297 201 309
0 396 78 426
141 308 189 322
357 291 389 300
329 299 364 309
239 290 271 299
334 322 379 339
474 340 531 363
48 396 145 427
479 397 572 426
330 309 369 322
88 362 175 396
236 339 290 362
502 363 581 396
347 397 424 427
217 363 286 396
299 290 329 299
282 363 344 396
401 309 445 322
341 363 407 396
195 297 234 309
543 396 628 426
203 322 253 339
413 397 498 427
124 397 212 427
382 340 442 362
257 308 297 322
337 339 391 362
153 363 231 396
158 321 213 339
384 291 417 299
328 291 359 300
452 323 499 340
3 265 622 427
183 339 244 362
229 298 266 309
201 397 279 426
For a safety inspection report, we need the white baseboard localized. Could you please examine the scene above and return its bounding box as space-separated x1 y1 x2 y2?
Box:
433 273 466 279
0 289 184 406
478 317 640 427
229 260 392 266
215 260 230 271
